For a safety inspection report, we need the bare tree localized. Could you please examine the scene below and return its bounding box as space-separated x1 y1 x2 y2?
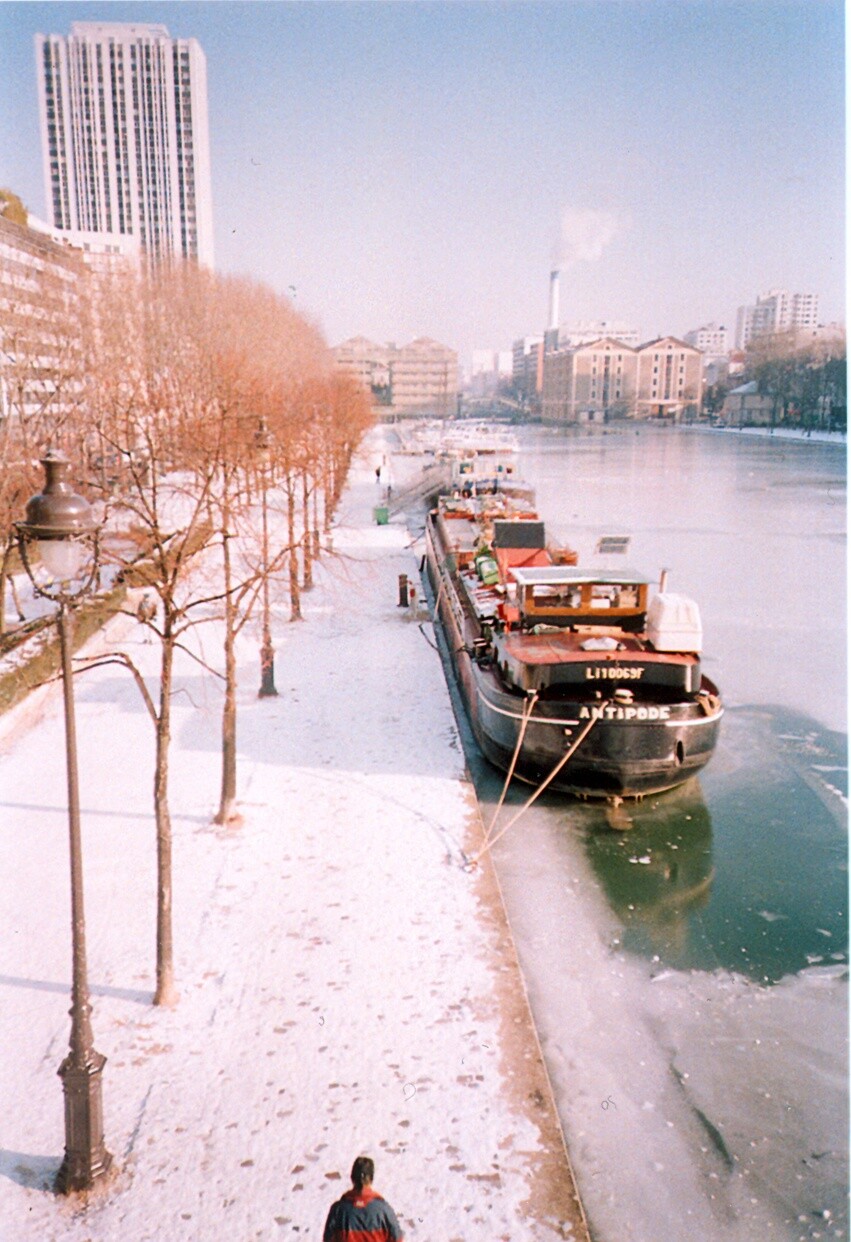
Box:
198 278 331 825
10 255 370 1007
747 329 847 431
79 263 263 1004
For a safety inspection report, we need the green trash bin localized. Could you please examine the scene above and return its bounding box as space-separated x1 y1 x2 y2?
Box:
374 505 389 525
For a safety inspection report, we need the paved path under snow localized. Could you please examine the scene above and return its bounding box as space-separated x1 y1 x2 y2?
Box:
0 430 588 1241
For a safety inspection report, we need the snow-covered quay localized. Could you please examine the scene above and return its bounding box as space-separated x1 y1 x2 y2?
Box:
0 431 587 1241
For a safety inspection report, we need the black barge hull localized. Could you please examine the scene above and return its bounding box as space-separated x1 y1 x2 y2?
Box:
469 664 721 797
426 519 723 799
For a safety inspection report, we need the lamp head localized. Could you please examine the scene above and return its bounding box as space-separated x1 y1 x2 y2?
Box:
19 451 97 587
254 417 271 458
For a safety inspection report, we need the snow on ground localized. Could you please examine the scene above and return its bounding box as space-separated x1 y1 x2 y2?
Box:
690 426 845 446
0 429 587 1241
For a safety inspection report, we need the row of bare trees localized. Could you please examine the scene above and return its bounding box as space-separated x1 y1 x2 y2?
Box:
2 259 373 1005
701 329 847 430
745 330 846 431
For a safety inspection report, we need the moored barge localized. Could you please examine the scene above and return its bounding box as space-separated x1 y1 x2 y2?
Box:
425 494 722 799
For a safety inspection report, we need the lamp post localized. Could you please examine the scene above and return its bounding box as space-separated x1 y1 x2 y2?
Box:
16 450 112 1194
255 420 278 698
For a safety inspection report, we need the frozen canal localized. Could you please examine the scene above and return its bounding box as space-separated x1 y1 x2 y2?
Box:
420 426 847 1242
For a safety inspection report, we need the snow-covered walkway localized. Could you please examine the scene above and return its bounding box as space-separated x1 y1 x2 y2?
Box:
0 430 587 1241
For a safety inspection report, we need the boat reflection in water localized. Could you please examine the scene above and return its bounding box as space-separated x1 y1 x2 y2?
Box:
579 778 715 969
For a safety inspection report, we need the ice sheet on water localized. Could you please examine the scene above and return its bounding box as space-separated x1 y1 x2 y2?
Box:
496 815 848 1242
616 962 848 1241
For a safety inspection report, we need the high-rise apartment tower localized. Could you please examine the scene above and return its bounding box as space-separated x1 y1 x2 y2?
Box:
735 289 819 349
35 21 214 266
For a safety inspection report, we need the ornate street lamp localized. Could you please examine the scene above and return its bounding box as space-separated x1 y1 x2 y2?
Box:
254 420 278 698
16 450 112 1194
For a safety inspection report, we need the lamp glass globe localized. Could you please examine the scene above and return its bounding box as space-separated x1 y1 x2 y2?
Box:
38 537 86 581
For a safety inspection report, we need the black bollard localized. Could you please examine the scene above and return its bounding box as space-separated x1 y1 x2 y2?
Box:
398 573 408 607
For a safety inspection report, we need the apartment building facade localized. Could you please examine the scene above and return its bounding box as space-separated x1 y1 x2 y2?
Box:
541 337 637 424
541 336 702 424
332 336 458 416
36 21 214 267
636 337 702 419
0 214 85 427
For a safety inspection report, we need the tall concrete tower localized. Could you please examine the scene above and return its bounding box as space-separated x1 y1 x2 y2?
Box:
35 21 214 267
548 268 560 332
544 268 561 353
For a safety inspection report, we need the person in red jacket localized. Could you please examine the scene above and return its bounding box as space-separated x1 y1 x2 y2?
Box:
323 1155 404 1242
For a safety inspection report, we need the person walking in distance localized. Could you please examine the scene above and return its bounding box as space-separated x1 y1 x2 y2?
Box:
323 1155 404 1241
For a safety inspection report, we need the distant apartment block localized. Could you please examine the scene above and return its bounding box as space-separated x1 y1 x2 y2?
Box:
27 214 141 273
512 336 543 397
469 349 512 396
735 290 820 349
0 213 85 426
332 336 391 397
471 349 513 378
542 336 702 424
684 322 728 354
332 336 458 416
390 338 458 415
36 21 214 267
561 321 640 348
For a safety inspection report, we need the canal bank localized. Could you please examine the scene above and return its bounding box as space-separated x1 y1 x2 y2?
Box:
0 427 588 1241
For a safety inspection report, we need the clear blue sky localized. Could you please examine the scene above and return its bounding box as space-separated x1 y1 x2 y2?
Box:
1 1 845 364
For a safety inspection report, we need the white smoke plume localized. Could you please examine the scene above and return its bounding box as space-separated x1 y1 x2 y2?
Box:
554 206 626 267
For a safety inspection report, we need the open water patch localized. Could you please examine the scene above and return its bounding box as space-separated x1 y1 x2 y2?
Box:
571 708 847 983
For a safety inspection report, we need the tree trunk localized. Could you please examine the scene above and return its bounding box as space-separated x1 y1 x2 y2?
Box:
215 517 240 825
9 574 25 623
287 479 302 621
311 487 321 561
322 472 330 535
153 627 179 1007
301 471 313 590
0 541 11 636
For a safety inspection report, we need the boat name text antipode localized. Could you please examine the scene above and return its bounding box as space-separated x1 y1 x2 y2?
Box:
578 704 672 721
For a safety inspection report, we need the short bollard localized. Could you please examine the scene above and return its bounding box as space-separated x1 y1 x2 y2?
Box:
398 573 408 607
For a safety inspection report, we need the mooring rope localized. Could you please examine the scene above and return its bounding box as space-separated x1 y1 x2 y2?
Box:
468 701 610 867
482 689 539 841
431 567 447 623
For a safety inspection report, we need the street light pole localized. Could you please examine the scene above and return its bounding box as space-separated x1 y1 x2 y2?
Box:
17 450 112 1194
55 599 112 1192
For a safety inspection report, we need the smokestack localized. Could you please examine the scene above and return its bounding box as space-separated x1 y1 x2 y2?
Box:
548 268 560 331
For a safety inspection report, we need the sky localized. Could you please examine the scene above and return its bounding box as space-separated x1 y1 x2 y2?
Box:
0 0 845 365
